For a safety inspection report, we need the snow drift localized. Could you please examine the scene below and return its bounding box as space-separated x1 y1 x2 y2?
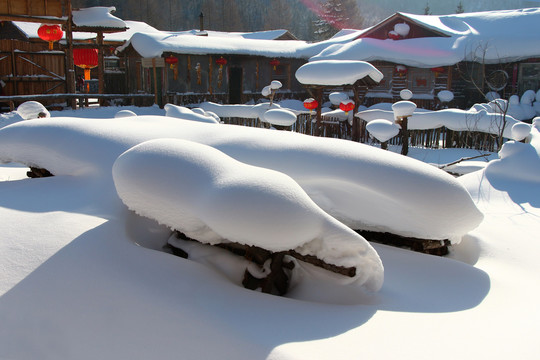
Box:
0 116 482 242
112 139 384 291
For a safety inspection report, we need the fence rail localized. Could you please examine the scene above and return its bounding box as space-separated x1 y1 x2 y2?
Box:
0 93 155 111
221 114 501 152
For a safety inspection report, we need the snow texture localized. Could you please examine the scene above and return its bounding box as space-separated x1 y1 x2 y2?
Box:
295 60 384 86
0 115 482 242
112 139 383 290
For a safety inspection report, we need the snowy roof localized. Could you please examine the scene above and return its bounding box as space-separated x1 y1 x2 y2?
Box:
295 60 383 86
122 28 359 59
312 8 540 67
174 29 296 41
13 19 156 43
72 7 127 30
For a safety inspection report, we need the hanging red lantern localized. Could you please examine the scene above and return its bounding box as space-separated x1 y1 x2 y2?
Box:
270 58 280 70
215 56 227 68
73 48 98 81
165 55 178 69
339 100 355 114
430 67 445 77
303 98 318 113
395 65 407 76
37 24 63 50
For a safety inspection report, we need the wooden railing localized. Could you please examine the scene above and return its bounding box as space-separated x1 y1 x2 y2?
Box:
0 93 155 111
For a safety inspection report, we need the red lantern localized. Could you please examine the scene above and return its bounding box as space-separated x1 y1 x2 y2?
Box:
430 67 445 77
395 65 407 76
37 24 63 50
339 100 355 114
303 98 318 113
388 30 400 40
270 58 280 70
73 48 98 81
165 55 178 69
215 56 227 68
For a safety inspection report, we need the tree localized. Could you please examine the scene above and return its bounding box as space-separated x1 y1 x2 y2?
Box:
424 2 432 15
456 1 465 14
312 0 363 41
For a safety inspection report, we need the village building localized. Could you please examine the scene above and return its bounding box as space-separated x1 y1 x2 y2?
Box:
313 8 540 110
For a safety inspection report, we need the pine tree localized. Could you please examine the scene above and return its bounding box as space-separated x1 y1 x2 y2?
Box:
313 0 363 41
424 2 432 15
456 1 465 14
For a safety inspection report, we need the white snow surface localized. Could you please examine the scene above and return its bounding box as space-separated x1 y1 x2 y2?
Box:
72 7 126 29
295 60 384 86
112 139 383 290
0 105 539 360
0 115 481 243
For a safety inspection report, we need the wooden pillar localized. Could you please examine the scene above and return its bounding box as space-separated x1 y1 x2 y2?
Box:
66 0 76 109
315 87 323 137
352 84 361 142
97 32 105 97
152 58 158 105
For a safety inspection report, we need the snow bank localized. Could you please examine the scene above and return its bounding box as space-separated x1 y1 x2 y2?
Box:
357 107 529 139
164 104 220 124
16 101 50 120
295 60 383 86
113 139 383 290
0 116 483 242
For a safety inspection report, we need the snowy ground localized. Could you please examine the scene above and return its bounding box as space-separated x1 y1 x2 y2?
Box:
0 105 539 359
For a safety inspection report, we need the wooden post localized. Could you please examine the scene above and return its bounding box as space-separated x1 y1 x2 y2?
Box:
352 84 361 142
97 32 105 104
152 58 158 105
399 115 409 155
66 0 76 109
315 87 323 137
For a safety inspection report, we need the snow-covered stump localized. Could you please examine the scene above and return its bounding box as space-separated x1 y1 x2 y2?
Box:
112 139 384 296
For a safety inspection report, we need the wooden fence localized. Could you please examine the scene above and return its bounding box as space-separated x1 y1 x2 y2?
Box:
221 114 501 152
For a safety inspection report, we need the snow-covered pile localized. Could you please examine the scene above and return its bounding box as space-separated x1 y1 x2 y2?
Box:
295 60 383 86
113 139 383 290
164 104 220 124
0 116 482 243
358 104 531 140
72 7 126 29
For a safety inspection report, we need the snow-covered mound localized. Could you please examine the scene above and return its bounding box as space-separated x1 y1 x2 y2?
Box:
0 116 482 241
164 104 220 124
112 139 383 291
16 101 50 120
357 107 529 139
295 60 383 86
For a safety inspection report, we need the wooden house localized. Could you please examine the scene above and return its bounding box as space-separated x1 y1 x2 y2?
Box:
313 8 540 110
118 28 315 107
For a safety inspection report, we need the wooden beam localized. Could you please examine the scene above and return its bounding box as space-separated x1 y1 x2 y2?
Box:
0 14 67 24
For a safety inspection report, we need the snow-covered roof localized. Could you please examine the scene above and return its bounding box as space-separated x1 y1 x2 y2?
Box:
72 7 126 30
13 19 157 43
295 60 383 86
122 28 359 59
312 8 540 67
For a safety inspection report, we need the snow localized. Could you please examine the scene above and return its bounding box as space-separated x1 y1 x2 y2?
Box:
366 119 400 142
72 7 127 29
311 8 540 67
0 105 539 359
113 138 383 290
263 108 297 126
295 60 384 86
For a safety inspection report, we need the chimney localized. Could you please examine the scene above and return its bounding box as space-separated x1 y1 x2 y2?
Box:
199 12 204 32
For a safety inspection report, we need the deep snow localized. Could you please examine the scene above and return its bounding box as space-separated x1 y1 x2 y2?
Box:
0 106 538 359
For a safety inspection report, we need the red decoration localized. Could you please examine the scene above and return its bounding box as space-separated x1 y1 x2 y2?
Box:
430 67 445 77
339 100 355 114
165 55 178 69
303 98 318 112
395 65 407 76
270 58 280 70
388 31 400 40
73 48 98 80
37 24 63 50
215 56 227 67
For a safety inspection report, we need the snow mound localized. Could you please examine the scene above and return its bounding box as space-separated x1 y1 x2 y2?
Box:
366 119 400 142
295 60 383 86
263 109 297 126
0 116 482 241
115 110 137 118
16 101 50 120
164 104 220 124
112 138 384 291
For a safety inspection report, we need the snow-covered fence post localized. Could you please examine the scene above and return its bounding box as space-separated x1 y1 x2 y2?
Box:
392 100 417 155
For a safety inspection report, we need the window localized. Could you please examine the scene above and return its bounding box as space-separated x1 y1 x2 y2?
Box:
518 63 540 94
408 68 432 93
